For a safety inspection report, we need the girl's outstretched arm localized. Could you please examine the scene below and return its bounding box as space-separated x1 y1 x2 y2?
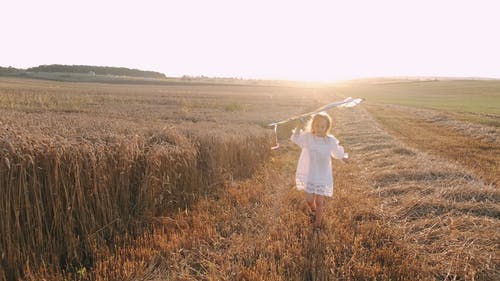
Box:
290 117 308 145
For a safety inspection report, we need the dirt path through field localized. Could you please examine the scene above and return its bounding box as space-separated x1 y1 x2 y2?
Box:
89 106 423 280
118 143 427 280
93 106 498 280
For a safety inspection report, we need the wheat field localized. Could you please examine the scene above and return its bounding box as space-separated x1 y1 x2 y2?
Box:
0 77 498 280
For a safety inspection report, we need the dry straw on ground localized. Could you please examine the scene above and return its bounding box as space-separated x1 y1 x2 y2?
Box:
333 107 499 280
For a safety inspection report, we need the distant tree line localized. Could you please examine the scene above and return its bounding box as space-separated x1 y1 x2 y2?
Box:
26 64 166 79
0 66 25 74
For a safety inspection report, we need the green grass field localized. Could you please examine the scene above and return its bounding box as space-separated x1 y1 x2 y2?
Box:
335 79 500 125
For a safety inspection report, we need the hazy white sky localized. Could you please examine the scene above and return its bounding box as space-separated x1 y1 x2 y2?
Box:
1 0 499 81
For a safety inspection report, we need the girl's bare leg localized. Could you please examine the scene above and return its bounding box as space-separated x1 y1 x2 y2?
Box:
306 193 316 212
314 195 324 228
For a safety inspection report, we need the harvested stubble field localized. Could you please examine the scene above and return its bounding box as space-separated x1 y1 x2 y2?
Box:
0 77 499 280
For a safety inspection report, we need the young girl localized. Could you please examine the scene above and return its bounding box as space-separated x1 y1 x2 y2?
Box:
291 112 348 229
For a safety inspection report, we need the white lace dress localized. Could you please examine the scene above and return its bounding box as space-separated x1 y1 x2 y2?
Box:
291 131 347 197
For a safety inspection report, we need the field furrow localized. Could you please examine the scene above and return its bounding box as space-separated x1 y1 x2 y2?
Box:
364 104 499 186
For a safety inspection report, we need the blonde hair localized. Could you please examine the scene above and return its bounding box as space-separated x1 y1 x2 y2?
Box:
305 112 332 135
